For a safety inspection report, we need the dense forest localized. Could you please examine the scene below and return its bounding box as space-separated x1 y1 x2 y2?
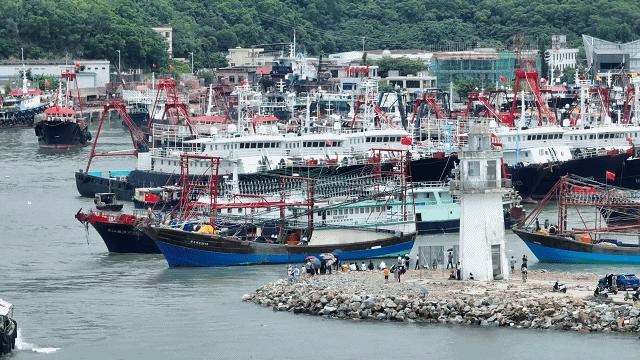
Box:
1 0 639 71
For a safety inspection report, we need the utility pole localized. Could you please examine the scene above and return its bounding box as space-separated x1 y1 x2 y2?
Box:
116 49 121 75
361 37 366 52
189 52 194 74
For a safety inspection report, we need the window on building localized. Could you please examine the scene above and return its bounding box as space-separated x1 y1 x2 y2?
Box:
468 161 480 177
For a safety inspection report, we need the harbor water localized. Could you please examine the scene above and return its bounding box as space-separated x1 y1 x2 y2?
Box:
1 123 640 359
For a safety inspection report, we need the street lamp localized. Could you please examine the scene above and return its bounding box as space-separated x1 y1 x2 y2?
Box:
189 52 194 75
116 49 121 75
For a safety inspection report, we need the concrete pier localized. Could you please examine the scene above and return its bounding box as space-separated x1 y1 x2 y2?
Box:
244 270 640 334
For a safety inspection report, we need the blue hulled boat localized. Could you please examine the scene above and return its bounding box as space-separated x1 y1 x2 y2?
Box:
142 225 415 267
513 228 640 264
512 174 640 264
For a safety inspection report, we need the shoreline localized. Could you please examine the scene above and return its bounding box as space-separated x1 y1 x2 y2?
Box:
243 269 640 335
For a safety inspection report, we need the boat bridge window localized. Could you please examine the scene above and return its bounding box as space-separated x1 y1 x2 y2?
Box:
536 135 542 140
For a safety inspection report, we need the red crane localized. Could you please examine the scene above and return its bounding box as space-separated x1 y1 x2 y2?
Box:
410 92 446 124
147 78 194 134
84 99 150 172
509 60 557 126
463 91 514 126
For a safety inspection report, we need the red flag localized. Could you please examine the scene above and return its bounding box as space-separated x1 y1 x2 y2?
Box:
43 79 50 87
144 193 160 203
499 75 507 83
606 171 616 181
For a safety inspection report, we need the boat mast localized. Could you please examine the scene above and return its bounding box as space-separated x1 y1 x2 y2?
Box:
21 48 28 94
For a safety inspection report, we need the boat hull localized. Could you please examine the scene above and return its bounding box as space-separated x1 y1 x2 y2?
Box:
410 155 458 182
513 228 640 264
508 152 629 199
0 104 48 128
91 221 160 254
75 171 136 199
143 226 415 267
34 120 91 147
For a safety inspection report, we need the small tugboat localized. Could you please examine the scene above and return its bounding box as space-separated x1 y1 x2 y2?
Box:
94 193 124 211
75 210 160 254
34 70 91 147
0 299 17 356
513 174 640 263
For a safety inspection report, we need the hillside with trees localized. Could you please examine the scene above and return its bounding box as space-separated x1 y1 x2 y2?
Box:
1 0 639 71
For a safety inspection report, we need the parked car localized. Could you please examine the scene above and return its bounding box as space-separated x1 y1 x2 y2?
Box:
597 274 640 293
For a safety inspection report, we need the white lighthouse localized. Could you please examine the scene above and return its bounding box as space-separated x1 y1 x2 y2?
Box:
452 120 509 281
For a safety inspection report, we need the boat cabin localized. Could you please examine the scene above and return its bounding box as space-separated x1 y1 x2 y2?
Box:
94 192 124 211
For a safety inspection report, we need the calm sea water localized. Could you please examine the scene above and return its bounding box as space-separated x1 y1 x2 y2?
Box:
1 123 639 359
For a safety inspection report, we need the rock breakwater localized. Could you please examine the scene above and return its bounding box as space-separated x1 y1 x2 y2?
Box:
243 270 640 334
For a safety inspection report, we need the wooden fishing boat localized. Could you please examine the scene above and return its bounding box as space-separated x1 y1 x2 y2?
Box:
512 174 640 264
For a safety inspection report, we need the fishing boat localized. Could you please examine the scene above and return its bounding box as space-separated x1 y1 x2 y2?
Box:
33 70 91 147
512 174 640 263
142 151 417 267
142 225 414 267
0 299 17 356
0 52 50 128
75 210 160 254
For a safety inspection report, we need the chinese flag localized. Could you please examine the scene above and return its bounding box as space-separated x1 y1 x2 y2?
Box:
499 75 507 83
144 193 160 203
606 171 616 181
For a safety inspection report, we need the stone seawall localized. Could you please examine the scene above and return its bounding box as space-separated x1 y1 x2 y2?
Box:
243 270 640 334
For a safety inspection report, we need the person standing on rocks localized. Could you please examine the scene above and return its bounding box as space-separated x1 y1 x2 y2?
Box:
521 254 528 269
414 253 420 270
521 265 527 282
395 266 401 282
510 256 517 273
384 267 390 283
446 250 454 269
368 260 375 271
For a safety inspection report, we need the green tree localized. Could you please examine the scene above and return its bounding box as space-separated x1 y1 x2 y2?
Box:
376 57 426 78
560 66 577 84
453 79 484 99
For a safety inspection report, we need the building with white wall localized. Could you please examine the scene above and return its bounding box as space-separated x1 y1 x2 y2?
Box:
152 26 173 58
545 35 578 84
227 48 278 67
328 49 432 66
0 59 110 97
385 70 437 92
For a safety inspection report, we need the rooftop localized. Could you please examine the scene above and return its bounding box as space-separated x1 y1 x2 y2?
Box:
0 59 109 65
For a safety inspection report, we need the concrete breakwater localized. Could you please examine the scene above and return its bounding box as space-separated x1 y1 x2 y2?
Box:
243 270 640 334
